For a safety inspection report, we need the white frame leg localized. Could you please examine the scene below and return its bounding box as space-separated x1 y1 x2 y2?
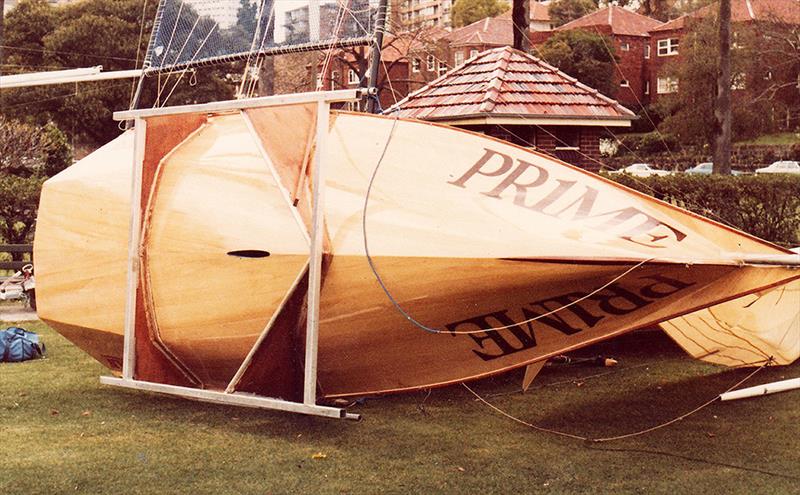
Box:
104 91 364 420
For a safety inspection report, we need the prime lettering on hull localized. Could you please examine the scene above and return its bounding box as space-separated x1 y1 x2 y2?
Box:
445 274 695 361
449 148 687 249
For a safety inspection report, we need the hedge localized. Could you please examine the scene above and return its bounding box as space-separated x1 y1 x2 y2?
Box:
602 173 800 247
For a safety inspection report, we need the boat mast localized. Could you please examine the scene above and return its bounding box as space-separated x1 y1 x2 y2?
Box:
365 0 389 113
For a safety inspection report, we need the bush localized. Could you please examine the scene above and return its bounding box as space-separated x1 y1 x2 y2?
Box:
617 132 681 156
602 173 800 247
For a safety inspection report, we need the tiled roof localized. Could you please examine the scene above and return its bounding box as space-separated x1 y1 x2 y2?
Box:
650 15 687 33
556 6 663 36
496 2 552 22
386 46 635 122
444 16 514 47
651 0 800 32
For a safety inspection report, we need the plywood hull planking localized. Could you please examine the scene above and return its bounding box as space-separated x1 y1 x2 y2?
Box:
34 103 800 400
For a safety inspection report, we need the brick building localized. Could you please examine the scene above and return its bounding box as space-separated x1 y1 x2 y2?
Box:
445 3 552 69
386 46 635 171
398 0 454 29
531 6 664 110
648 0 800 102
320 28 449 110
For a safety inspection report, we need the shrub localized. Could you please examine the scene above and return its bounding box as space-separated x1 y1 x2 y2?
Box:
617 132 680 156
603 173 800 247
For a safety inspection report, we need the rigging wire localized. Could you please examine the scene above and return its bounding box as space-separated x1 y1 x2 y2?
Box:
128 0 150 109
159 22 219 107
154 12 201 105
1 81 132 111
344 9 663 336
359 108 657 335
318 0 353 93
462 357 774 443
238 0 269 98
0 44 139 62
503 22 742 220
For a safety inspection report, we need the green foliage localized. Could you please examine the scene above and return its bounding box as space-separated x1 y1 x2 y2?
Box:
236 0 259 40
639 0 715 21
737 133 800 146
0 174 45 245
617 131 680 155
1 0 58 67
549 0 597 26
0 0 235 148
451 0 510 28
0 117 70 244
536 29 619 96
604 173 800 246
42 121 73 177
656 17 800 148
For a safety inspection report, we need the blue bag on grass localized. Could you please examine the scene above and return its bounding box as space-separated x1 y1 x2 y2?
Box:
0 327 45 363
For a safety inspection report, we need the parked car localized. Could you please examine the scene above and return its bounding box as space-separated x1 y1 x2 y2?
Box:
609 163 671 177
685 162 743 175
755 160 800 175
0 263 36 310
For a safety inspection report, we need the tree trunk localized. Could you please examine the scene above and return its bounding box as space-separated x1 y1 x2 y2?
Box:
0 0 5 77
366 0 389 113
257 56 274 96
713 0 732 175
512 0 530 53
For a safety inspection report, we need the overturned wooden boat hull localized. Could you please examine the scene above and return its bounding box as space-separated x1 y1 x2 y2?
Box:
34 101 800 401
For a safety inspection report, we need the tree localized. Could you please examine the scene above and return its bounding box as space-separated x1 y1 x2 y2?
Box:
536 30 619 96
0 117 72 245
323 28 448 107
451 0 510 28
0 0 236 148
1 0 58 68
655 16 796 149
548 0 597 27
713 0 731 174
638 0 716 22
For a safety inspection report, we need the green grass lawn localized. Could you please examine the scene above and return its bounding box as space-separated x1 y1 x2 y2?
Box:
736 133 800 146
2 322 798 494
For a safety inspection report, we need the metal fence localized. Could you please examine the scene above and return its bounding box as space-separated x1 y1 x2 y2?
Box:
0 244 33 271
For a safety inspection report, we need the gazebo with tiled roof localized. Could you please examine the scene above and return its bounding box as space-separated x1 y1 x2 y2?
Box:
386 46 635 171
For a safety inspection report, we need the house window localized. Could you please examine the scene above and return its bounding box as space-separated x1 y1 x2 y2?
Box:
732 31 743 49
657 38 679 56
454 51 464 67
469 49 478 58
427 55 435 71
657 76 678 94
644 80 650 94
412 58 421 72
732 73 746 90
620 42 630 51
644 45 651 59
620 79 630 87
347 69 359 85
553 128 580 150
437 60 447 76
330 71 339 90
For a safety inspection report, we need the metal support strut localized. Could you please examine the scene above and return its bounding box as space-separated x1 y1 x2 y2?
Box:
103 89 365 420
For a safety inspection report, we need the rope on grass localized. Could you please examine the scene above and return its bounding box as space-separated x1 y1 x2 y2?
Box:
463 357 773 443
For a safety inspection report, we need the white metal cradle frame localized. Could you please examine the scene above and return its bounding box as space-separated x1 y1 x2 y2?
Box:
102 89 367 420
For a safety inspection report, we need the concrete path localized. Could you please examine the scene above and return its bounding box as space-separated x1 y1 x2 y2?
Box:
0 307 39 322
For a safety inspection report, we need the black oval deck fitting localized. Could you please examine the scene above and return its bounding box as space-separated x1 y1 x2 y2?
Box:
227 250 271 258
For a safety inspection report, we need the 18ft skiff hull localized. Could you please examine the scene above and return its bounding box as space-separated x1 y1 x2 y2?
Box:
34 104 800 400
